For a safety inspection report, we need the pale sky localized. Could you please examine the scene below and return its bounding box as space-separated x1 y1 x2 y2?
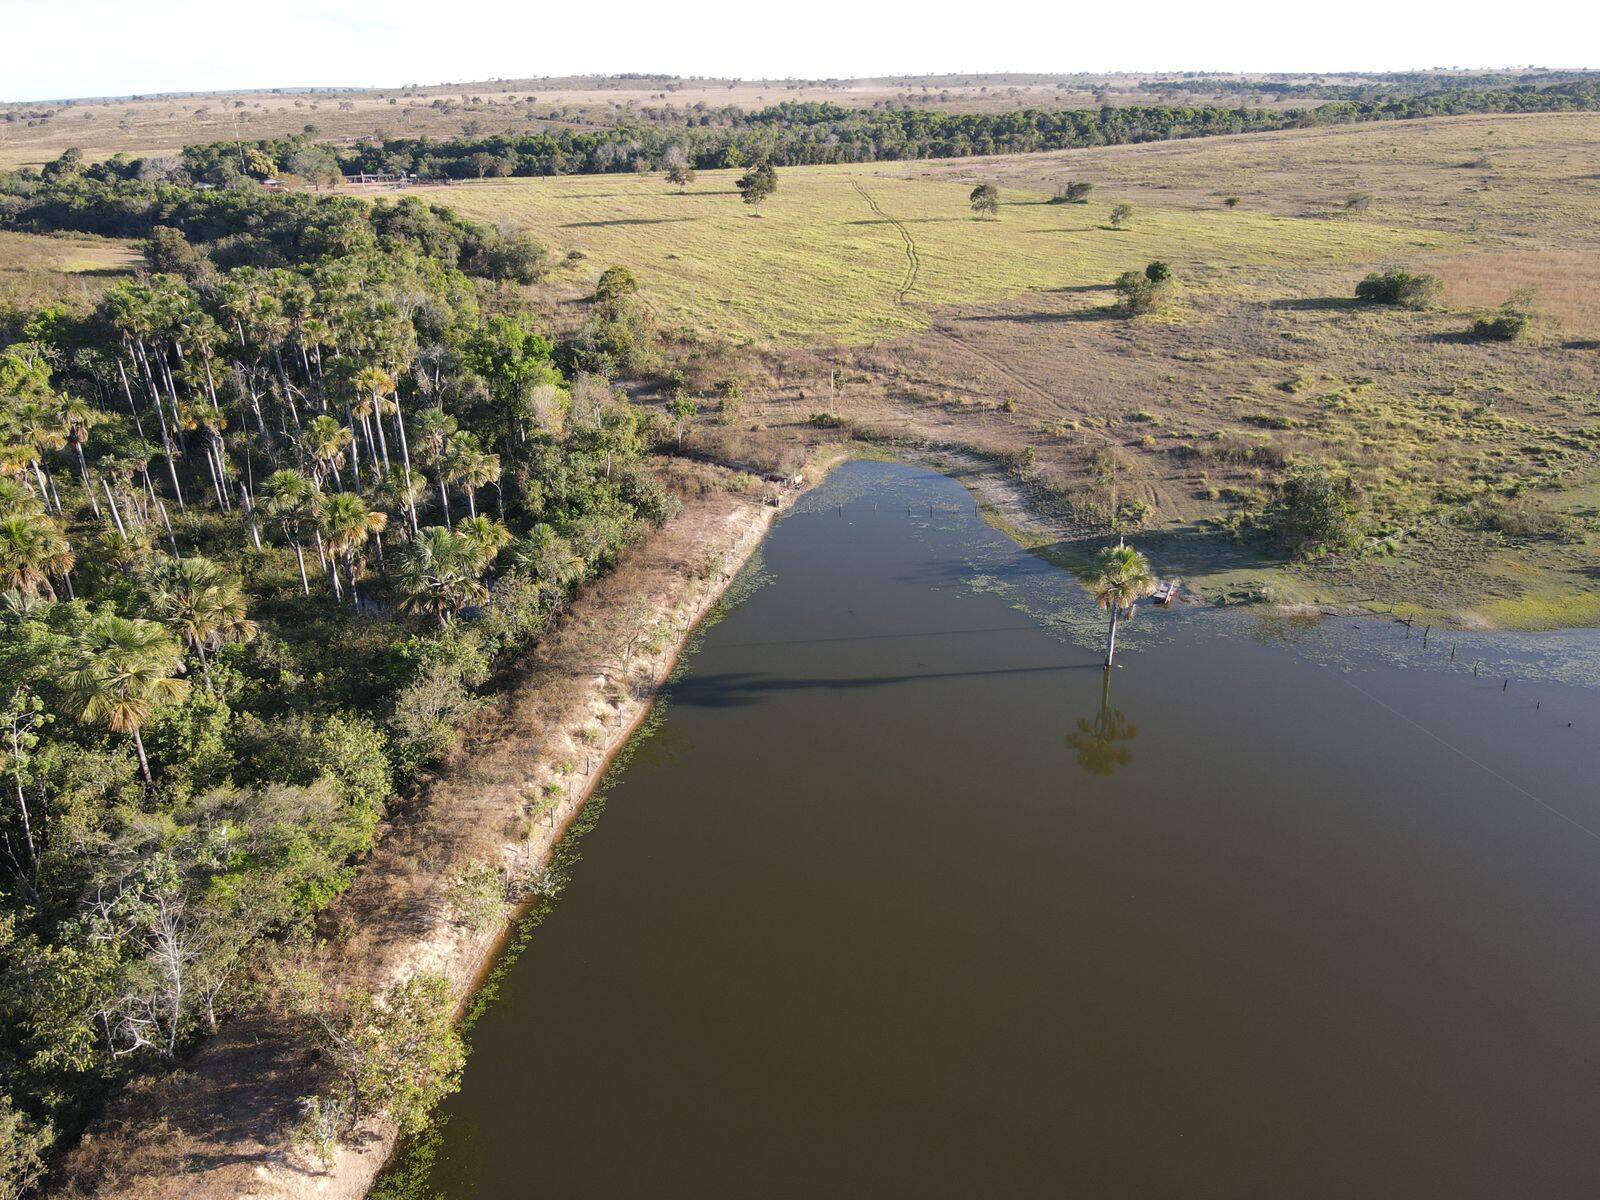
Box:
5 0 1598 102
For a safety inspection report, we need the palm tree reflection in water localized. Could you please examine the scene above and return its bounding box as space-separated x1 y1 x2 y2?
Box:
1067 672 1138 777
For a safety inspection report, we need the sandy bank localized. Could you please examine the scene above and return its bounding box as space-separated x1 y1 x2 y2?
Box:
57 453 840 1200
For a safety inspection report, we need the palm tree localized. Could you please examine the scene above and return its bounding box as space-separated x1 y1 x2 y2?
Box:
70 613 189 783
457 515 512 564
0 514 74 599
145 557 258 689
319 493 387 608
412 407 458 527
61 394 104 516
6 400 68 515
302 415 352 492
510 524 585 610
1082 544 1156 669
351 365 397 472
260 469 319 595
442 433 500 519
392 526 489 625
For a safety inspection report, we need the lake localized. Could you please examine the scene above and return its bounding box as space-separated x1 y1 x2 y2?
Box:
402 459 1600 1199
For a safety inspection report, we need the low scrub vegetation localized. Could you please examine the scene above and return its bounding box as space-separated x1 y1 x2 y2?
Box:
1255 465 1361 559
1355 268 1442 309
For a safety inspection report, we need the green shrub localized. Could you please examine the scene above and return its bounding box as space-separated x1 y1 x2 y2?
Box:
325 973 466 1138
593 265 638 302
1050 181 1093 204
1472 308 1531 341
1257 465 1360 558
1144 260 1173 284
447 862 508 933
1355 269 1442 309
1115 270 1158 315
1470 494 1580 540
0 1097 49 1198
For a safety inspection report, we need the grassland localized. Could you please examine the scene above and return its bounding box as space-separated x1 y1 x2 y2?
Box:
415 112 1600 629
0 228 138 306
429 167 1454 343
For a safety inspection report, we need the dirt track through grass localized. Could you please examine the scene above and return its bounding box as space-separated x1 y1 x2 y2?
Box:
851 179 921 302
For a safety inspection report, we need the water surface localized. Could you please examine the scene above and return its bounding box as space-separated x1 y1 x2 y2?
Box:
410 460 1600 1199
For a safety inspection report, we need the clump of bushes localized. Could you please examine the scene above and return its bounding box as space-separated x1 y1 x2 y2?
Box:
1472 304 1532 342
1050 181 1093 204
1115 260 1176 315
1108 203 1134 229
1256 464 1360 559
593 264 638 302
1355 269 1442 310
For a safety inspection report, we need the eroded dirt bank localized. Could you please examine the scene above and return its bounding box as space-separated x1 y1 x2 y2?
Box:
57 454 839 1200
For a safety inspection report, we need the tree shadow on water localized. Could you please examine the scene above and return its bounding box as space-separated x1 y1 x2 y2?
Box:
1066 672 1138 778
671 661 1097 708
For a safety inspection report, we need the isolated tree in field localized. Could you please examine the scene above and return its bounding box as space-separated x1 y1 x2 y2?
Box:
970 183 1000 218
1259 465 1358 558
1082 544 1156 669
1109 203 1134 229
1052 181 1094 204
736 162 777 208
70 613 190 783
662 145 696 191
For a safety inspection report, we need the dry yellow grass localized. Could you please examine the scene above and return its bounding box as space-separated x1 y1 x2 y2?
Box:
0 229 138 306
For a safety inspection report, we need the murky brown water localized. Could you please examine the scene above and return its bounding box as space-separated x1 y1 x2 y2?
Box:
400 460 1600 1199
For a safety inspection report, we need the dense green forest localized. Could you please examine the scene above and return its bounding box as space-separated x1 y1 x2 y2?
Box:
1134 70 1600 101
0 165 678 1189
68 80 1600 183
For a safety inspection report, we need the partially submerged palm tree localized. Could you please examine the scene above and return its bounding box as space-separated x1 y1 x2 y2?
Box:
1083 544 1157 669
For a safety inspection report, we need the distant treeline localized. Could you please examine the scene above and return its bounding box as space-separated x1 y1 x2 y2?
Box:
21 80 1600 189
1137 71 1600 101
135 82 1600 183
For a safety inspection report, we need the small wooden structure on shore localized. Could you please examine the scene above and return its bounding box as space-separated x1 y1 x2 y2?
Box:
1153 578 1180 605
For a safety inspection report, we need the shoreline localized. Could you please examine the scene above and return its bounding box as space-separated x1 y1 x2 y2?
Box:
53 443 1593 1199
59 451 843 1200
